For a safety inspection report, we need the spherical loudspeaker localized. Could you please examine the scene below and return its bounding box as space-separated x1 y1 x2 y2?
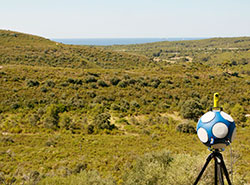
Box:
197 110 236 149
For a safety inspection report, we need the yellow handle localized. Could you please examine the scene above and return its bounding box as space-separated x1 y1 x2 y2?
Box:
214 93 219 108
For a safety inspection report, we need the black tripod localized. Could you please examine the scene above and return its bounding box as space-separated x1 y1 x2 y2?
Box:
193 150 232 185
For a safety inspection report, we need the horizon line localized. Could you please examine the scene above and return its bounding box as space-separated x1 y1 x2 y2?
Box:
50 36 250 39
51 37 209 39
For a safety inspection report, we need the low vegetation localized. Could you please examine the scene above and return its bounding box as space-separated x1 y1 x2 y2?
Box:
0 30 250 184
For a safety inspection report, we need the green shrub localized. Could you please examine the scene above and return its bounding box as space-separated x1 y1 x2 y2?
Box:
0 136 14 145
123 150 173 184
28 171 40 184
118 80 127 88
45 138 57 147
123 150 214 185
75 79 83 85
165 79 173 84
87 124 94 134
97 80 109 87
110 77 121 85
43 104 67 129
154 115 169 124
87 72 99 77
60 82 69 87
11 103 20 110
150 78 161 88
27 79 40 87
59 112 72 130
44 116 59 130
180 99 203 121
120 100 130 112
124 74 130 80
67 78 83 85
46 80 55 87
93 113 115 130
85 76 97 83
73 163 87 174
176 121 196 134
231 103 247 125
111 103 120 111
41 86 48 93
128 78 137 85
130 101 140 109
87 91 96 98
183 78 191 84
90 84 98 89
67 78 75 84
139 79 148 87
0 175 16 185
29 113 40 126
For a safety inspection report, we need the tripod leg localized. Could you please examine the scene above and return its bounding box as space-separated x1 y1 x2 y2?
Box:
193 153 214 185
217 153 232 185
215 157 218 185
218 163 224 185
215 156 225 185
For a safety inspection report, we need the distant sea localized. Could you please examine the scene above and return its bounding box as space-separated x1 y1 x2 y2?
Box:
51 38 208 46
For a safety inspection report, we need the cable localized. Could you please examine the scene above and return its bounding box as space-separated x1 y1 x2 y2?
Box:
229 141 233 184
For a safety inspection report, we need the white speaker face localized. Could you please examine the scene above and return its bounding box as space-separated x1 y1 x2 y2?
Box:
197 128 208 143
220 111 234 122
201 111 215 123
212 122 228 138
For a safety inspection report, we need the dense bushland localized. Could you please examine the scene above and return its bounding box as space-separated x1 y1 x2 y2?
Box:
0 30 151 69
0 30 250 184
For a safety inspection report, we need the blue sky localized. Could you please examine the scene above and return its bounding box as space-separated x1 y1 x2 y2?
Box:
1 0 250 38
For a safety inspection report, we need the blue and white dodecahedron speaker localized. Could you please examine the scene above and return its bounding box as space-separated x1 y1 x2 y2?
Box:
197 110 236 150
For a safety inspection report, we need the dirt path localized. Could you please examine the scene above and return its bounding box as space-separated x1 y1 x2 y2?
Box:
111 116 139 136
162 111 183 122
154 56 193 64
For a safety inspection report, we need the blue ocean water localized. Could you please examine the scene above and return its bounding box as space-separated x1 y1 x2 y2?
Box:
52 37 207 46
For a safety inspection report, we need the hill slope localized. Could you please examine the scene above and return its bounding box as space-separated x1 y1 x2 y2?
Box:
0 31 250 184
102 37 250 67
0 30 150 68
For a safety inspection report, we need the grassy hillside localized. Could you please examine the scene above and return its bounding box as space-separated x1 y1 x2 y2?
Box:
0 31 250 184
0 30 150 69
102 37 250 67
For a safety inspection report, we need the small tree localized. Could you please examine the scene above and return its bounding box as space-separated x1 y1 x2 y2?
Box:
44 104 67 130
176 121 196 134
46 80 55 87
59 112 71 130
85 76 97 83
29 113 40 126
118 80 127 88
27 79 40 87
180 99 203 121
231 103 246 125
110 77 121 86
93 113 115 130
97 80 108 87
130 101 140 110
87 124 94 134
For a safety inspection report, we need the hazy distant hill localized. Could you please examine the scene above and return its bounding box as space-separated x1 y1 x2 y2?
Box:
0 30 150 69
103 36 250 54
102 36 250 66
